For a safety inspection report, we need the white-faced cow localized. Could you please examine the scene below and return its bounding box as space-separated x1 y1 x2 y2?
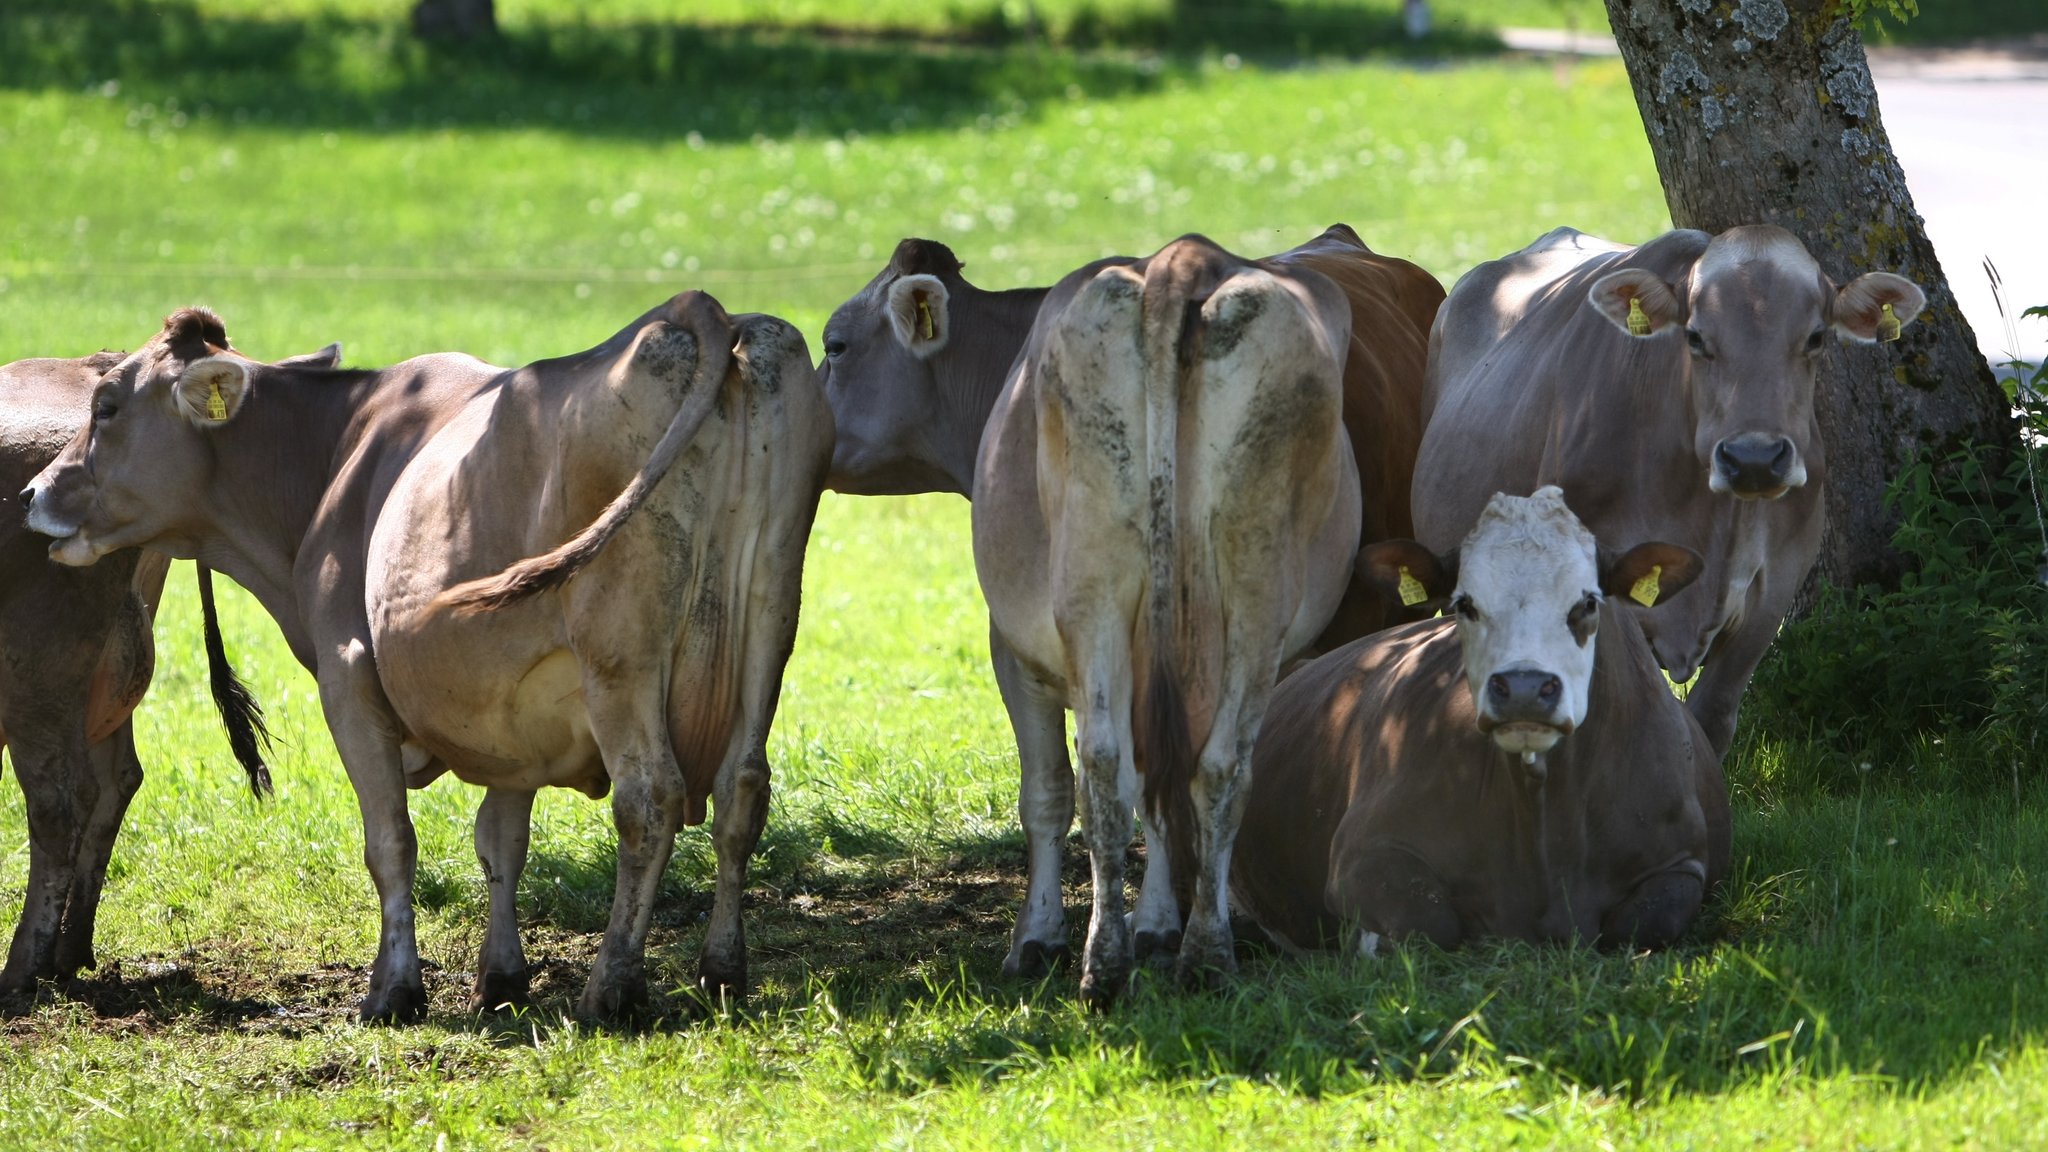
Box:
818 225 1440 988
971 234 1361 1004
1 348 328 996
1414 226 1926 757
24 299 831 1021
1233 488 1731 954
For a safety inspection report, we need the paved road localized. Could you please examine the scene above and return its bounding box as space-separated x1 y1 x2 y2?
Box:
1501 30 2048 366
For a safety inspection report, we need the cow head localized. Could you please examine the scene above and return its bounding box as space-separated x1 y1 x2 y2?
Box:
817 238 974 495
1361 487 1702 765
21 308 339 565
1589 225 1925 500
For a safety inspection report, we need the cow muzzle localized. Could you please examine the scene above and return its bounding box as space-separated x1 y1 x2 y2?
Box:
21 481 99 565
1481 668 1568 756
1710 434 1805 499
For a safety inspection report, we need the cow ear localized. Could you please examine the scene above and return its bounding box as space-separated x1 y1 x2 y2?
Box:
1831 272 1926 345
1598 542 1704 608
273 342 342 369
886 274 951 359
173 356 251 427
1588 270 1683 338
1358 539 1456 609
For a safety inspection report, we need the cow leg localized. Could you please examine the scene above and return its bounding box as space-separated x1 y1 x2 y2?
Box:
53 719 145 978
1326 842 1464 952
579 685 686 1021
321 643 427 1023
991 629 1074 979
1601 866 1706 951
0 731 92 993
698 745 768 1001
1176 738 1257 987
1130 808 1181 966
1073 673 1138 1010
1684 614 1780 761
472 786 535 1012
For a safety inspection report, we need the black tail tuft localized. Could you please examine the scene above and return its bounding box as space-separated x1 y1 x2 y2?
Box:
1139 651 1199 915
198 564 275 798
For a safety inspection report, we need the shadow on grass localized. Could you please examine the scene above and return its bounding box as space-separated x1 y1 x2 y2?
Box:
0 0 1504 145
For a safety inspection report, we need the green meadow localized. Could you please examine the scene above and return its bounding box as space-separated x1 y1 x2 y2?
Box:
3 2 2045 1148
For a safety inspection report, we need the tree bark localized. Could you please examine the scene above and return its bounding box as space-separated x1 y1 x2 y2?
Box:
412 0 496 42
1603 0 2014 594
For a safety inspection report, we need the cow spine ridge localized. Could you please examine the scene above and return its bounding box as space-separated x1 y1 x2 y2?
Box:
439 320 734 614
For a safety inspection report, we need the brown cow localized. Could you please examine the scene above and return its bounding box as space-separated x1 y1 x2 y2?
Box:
818 225 1441 981
25 298 830 1020
1 349 322 994
1414 226 1925 757
1232 488 1731 954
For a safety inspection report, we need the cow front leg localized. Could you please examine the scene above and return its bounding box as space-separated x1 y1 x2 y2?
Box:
1600 865 1706 951
579 685 685 1022
52 720 145 978
698 748 768 1000
0 732 90 994
473 787 535 1012
321 643 426 1024
991 630 1074 979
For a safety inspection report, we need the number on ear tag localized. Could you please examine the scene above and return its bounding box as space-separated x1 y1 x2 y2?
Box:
1626 296 1651 337
1629 564 1663 608
206 380 228 421
1877 301 1901 343
1397 566 1428 607
916 299 936 341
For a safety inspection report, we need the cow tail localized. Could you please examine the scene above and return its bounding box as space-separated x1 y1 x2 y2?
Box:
198 564 273 798
437 328 733 614
1136 268 1201 907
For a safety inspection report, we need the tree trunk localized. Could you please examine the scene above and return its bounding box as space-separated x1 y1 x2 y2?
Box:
1603 0 2014 595
412 0 496 41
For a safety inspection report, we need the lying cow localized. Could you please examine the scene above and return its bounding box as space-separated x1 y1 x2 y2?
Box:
974 234 1361 1003
1414 225 1925 757
1233 488 1731 954
1 348 324 996
24 298 830 1020
819 225 1439 983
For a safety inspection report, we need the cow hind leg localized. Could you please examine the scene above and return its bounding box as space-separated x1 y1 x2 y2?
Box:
697 747 767 1000
992 631 1074 979
1176 744 1254 987
53 720 144 979
580 685 687 1022
1601 868 1705 951
473 787 536 1013
1074 695 1137 1011
1130 808 1181 967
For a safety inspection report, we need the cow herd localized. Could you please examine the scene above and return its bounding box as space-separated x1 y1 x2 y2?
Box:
0 220 1925 1022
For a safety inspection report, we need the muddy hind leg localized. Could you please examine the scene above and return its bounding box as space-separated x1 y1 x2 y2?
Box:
992 629 1076 979
51 719 145 979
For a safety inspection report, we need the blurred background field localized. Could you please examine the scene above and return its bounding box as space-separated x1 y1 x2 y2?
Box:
3 2 2047 1148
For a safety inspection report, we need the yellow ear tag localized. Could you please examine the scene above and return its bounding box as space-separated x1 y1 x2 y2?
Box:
916 298 936 342
205 379 228 421
1626 296 1651 337
1628 564 1663 608
1397 566 1428 607
1877 301 1901 343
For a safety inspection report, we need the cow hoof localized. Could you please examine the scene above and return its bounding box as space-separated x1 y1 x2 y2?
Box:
473 968 531 1014
1173 949 1236 992
696 959 748 1005
1077 966 1128 1013
1133 929 1182 968
360 982 428 1025
1002 940 1069 979
577 973 649 1023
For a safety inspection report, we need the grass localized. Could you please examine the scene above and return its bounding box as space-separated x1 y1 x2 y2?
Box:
3 3 2046 1148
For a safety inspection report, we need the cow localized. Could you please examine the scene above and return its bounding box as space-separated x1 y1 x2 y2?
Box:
1232 488 1731 955
1414 225 1926 758
23 297 831 1021
969 233 1361 1004
818 225 1440 985
0 348 330 997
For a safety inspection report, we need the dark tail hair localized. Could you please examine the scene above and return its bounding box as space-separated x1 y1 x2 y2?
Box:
1140 650 1199 913
436 322 734 614
198 564 274 798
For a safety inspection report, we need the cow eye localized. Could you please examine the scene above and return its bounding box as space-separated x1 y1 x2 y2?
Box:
824 337 847 359
1568 592 1600 644
1805 328 1826 353
1451 593 1478 620
1685 329 1711 360
93 398 118 422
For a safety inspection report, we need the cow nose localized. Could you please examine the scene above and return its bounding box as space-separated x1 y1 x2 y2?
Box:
1714 435 1797 494
1487 669 1562 721
18 486 32 510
